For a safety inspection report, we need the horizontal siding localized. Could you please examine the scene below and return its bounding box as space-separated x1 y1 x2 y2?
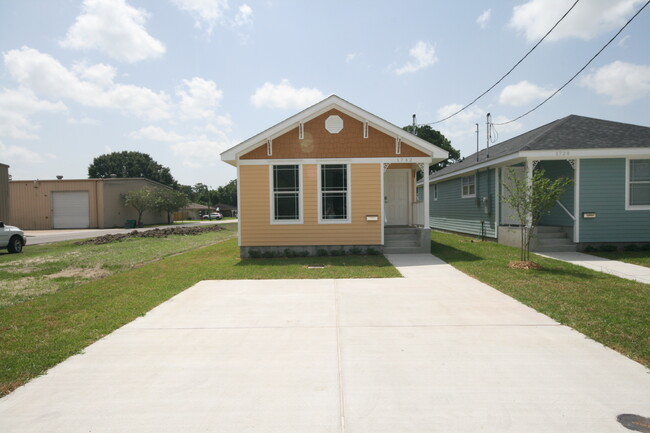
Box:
430 169 496 237
240 164 381 246
538 160 575 227
580 158 650 242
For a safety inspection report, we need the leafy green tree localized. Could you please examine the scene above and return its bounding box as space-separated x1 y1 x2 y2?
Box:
154 189 190 224
192 183 210 205
214 179 237 206
502 168 572 262
88 151 177 188
123 188 156 227
403 125 461 174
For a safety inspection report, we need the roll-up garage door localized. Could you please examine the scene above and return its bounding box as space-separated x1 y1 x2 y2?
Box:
52 191 90 228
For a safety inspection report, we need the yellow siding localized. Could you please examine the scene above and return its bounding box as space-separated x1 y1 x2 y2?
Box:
240 164 382 246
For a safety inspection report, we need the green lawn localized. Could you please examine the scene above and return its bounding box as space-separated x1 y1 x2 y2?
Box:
586 250 650 268
0 226 237 307
430 230 650 368
0 229 397 396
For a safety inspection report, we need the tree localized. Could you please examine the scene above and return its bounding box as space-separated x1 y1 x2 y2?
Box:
403 125 461 174
155 189 190 224
123 188 156 227
502 168 572 262
88 151 177 188
214 179 237 206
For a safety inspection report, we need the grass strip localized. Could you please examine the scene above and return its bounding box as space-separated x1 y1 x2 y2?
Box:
586 251 650 268
0 237 397 396
430 230 650 368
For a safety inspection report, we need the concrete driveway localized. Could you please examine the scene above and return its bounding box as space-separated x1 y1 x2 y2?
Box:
1 254 649 432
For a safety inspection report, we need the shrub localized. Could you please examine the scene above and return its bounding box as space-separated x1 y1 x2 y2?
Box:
317 248 329 257
642 244 650 251
262 250 275 258
583 245 597 253
624 244 640 252
350 247 362 255
366 247 380 255
598 245 617 252
299 250 309 257
248 250 262 258
330 249 345 256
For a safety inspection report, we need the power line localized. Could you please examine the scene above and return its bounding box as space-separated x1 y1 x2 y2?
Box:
494 0 650 126
424 0 581 125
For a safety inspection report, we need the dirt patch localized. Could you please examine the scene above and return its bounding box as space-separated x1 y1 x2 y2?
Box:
47 266 111 280
508 260 542 270
75 225 224 246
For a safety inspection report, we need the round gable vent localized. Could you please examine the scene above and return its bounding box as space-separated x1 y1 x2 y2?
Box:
325 115 344 134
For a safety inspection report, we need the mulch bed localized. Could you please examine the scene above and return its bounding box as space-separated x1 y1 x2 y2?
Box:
508 260 542 270
75 225 224 246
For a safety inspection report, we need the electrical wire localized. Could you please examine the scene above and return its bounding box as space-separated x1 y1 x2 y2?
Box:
494 0 650 126
424 0 581 125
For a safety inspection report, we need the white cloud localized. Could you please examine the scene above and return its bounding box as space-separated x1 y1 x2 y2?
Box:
4 46 171 121
235 4 253 26
60 0 165 63
498 80 556 106
171 0 253 33
345 53 357 63
250 79 324 109
509 0 644 42
0 140 56 164
0 87 67 139
580 61 650 105
395 40 437 75
176 77 223 120
129 126 185 141
477 9 492 29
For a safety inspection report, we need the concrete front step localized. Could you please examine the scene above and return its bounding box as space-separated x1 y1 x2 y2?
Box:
385 240 419 248
538 232 567 239
383 246 428 254
537 226 564 233
534 245 577 252
385 235 419 242
384 228 420 235
537 238 573 246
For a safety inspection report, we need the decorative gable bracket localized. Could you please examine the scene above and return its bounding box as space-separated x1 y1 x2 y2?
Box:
298 122 304 140
267 139 273 156
395 137 402 155
363 121 369 139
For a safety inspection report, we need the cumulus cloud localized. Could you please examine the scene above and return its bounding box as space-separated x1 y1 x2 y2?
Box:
0 140 56 164
60 0 165 63
171 0 253 33
4 46 171 121
0 87 67 139
477 9 492 29
177 77 224 120
250 79 324 109
509 0 644 42
395 40 437 75
498 80 556 106
345 53 357 63
580 61 650 105
129 126 185 141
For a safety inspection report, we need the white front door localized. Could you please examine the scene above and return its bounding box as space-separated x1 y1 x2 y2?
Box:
500 166 525 225
384 170 409 225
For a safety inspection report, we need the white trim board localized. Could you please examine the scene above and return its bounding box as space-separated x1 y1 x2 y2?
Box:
238 157 433 166
221 95 449 165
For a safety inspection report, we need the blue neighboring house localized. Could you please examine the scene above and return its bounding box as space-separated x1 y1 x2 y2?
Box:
424 115 650 251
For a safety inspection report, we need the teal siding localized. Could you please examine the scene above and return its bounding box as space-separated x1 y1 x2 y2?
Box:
430 169 497 238
580 158 650 242
538 160 575 226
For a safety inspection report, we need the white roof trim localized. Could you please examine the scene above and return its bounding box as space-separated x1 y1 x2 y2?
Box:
424 147 650 184
220 95 449 165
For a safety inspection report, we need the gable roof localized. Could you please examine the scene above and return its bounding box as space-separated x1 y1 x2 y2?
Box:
221 95 449 165
430 114 650 181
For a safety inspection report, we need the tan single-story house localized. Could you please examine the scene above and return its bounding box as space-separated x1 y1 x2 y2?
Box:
9 177 170 229
0 163 9 223
220 95 448 257
173 202 212 221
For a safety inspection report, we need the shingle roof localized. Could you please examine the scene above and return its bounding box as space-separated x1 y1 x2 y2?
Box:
430 115 650 180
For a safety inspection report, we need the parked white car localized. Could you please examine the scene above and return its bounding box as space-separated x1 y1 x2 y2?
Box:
0 222 26 253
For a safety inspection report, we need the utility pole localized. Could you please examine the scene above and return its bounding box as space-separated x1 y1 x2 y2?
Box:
486 113 492 159
475 123 479 162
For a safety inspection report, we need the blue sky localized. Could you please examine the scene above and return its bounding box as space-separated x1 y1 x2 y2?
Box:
1 0 649 188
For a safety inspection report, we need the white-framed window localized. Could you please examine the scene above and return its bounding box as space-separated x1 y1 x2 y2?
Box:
318 163 351 223
270 164 302 223
461 174 476 198
627 158 650 210
433 183 438 201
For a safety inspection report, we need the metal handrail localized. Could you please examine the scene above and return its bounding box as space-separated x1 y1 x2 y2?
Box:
556 200 575 221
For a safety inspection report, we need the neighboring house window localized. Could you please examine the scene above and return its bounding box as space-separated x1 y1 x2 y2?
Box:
416 186 424 202
461 175 476 198
433 184 438 201
319 164 350 222
629 159 650 208
271 165 301 222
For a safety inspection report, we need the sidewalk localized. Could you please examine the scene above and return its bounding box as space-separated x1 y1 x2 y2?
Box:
535 251 650 284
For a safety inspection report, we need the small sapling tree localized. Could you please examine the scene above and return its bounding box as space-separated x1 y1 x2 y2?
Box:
123 188 156 227
502 168 572 262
